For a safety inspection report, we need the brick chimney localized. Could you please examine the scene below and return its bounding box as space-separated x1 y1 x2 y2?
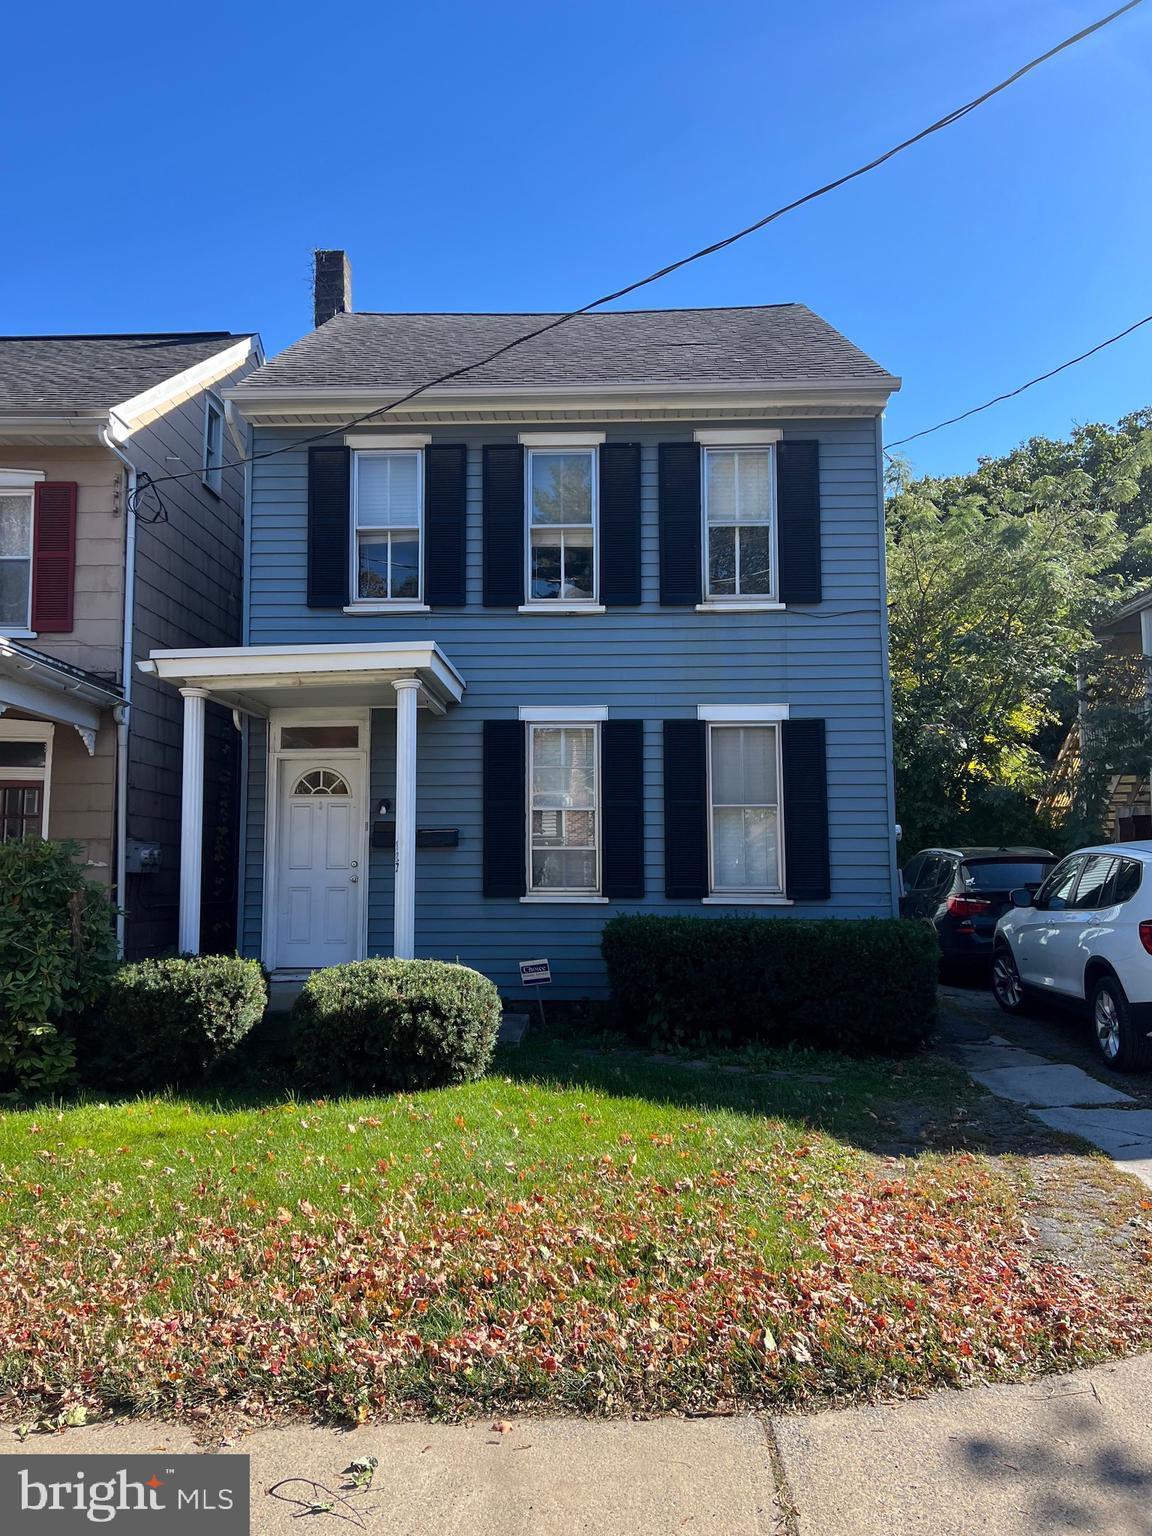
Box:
313 249 352 328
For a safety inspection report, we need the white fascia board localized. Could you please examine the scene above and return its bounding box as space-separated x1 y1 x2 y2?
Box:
697 704 790 722
519 705 609 721
108 337 261 440
0 670 104 730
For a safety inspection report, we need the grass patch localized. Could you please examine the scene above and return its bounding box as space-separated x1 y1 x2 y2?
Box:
0 1040 1148 1426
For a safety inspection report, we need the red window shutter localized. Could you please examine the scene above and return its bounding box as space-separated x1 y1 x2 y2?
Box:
31 482 77 633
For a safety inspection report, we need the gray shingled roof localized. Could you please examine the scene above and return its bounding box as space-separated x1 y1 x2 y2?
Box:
237 306 896 393
0 333 253 414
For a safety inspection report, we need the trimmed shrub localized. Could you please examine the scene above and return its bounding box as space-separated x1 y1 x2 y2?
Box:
294 958 502 1092
0 838 117 1094
601 915 938 1055
106 955 267 1084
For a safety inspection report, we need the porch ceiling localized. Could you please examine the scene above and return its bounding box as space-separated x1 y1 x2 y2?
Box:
138 641 466 717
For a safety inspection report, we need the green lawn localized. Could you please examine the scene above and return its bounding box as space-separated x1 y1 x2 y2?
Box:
0 1040 1148 1426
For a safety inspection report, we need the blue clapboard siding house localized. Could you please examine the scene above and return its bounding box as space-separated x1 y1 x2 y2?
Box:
142 253 901 996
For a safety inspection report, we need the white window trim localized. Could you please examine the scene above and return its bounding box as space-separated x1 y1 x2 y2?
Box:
0 718 53 839
705 719 785 899
350 448 425 607
518 431 605 447
523 445 600 609
525 718 602 900
202 393 225 496
0 477 38 635
694 429 782 446
701 442 778 604
695 601 786 614
520 705 608 722
344 432 431 449
698 704 789 722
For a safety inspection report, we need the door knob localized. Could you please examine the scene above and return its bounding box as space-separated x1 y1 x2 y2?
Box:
349 874 359 883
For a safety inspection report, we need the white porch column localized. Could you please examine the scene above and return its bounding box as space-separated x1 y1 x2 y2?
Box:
178 687 208 954
392 678 421 959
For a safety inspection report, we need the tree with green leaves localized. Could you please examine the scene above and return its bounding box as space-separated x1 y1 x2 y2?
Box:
886 411 1152 851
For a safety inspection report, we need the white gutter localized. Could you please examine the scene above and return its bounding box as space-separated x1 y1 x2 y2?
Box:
100 419 137 957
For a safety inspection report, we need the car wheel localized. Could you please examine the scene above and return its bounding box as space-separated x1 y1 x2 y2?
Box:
991 946 1027 1014
1089 975 1152 1073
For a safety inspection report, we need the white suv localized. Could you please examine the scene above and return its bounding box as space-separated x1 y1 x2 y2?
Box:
992 842 1152 1072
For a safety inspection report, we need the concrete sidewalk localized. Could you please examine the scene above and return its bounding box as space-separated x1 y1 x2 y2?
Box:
6 1355 1152 1534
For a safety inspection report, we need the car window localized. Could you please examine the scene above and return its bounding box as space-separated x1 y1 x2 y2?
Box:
1068 855 1117 910
913 855 945 889
902 855 925 890
1035 855 1084 911
962 860 1055 890
1103 858 1143 906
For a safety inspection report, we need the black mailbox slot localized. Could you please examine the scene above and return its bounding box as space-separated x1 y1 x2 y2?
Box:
372 824 460 850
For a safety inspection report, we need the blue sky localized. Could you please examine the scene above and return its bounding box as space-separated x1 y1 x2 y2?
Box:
4 0 1149 477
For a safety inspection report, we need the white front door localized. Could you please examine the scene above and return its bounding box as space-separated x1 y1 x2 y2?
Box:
274 758 365 971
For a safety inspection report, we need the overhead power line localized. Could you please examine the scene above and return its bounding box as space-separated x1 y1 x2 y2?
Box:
885 310 1152 452
138 0 1143 498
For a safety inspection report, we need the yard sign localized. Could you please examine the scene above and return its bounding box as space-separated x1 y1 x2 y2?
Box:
519 958 551 987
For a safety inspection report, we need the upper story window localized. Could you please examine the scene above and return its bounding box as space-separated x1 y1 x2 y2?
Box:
353 450 422 603
0 488 34 630
703 446 775 600
526 448 598 604
202 394 225 496
708 723 782 894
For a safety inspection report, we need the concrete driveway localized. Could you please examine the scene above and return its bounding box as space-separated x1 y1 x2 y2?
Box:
939 982 1152 1186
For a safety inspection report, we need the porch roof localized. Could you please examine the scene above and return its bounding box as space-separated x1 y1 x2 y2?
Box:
0 636 122 732
138 641 466 716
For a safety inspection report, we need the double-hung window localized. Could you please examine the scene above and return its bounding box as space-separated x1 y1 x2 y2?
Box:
353 450 423 603
526 448 597 604
0 487 34 630
202 394 225 496
0 721 52 842
528 722 600 893
708 723 783 894
703 446 775 600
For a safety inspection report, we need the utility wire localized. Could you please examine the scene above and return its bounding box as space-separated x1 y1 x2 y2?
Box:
886 310 1152 452
138 0 1143 498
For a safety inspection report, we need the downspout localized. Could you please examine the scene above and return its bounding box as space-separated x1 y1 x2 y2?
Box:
100 420 136 957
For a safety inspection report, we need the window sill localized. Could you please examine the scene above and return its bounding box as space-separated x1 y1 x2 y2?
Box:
343 602 430 615
518 604 606 616
702 895 793 906
0 629 36 640
695 601 785 613
520 894 610 904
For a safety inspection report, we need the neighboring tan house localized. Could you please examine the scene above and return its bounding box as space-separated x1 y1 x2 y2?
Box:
0 331 261 955
1043 589 1152 840
143 253 901 996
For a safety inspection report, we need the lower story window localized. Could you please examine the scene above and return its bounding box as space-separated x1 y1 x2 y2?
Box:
708 723 782 892
0 725 50 841
528 723 599 893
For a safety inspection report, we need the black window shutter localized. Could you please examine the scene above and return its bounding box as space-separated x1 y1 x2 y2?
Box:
663 719 708 898
307 446 350 607
483 720 526 897
482 444 524 607
658 443 702 606
601 720 645 898
782 718 830 900
424 443 467 606
777 440 822 604
599 442 642 606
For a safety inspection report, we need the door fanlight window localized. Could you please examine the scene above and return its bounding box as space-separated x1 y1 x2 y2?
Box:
292 769 350 796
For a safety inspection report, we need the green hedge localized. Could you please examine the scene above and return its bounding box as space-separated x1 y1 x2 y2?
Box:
294 958 502 1092
106 955 267 1084
601 915 938 1055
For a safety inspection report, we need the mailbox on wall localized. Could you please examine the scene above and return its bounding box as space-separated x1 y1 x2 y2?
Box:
372 824 460 850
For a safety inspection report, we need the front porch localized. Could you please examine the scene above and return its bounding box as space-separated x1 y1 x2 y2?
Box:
139 642 465 965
